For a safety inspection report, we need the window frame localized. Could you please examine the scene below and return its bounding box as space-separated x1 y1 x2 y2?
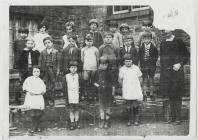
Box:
113 6 129 14
131 5 150 12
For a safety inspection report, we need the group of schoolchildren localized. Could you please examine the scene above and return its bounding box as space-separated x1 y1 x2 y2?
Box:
13 19 159 134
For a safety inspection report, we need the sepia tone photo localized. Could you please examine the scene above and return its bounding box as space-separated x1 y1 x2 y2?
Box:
8 4 192 137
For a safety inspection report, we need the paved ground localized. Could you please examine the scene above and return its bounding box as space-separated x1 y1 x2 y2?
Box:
9 97 190 136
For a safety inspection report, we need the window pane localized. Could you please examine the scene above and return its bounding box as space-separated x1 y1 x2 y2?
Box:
114 6 128 12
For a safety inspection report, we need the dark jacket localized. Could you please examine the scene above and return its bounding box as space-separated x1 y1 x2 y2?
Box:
18 48 40 70
160 37 189 97
120 46 139 66
38 48 60 74
85 31 103 48
138 43 158 70
13 39 27 69
62 45 81 73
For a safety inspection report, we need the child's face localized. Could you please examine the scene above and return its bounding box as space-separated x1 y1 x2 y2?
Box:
85 39 93 47
68 38 76 47
124 38 133 47
20 33 28 39
104 35 113 44
66 26 73 33
32 68 40 78
99 63 108 70
109 27 117 33
121 28 129 35
125 60 133 67
44 39 53 49
26 40 35 50
90 23 97 31
39 26 46 34
69 66 77 74
143 37 152 45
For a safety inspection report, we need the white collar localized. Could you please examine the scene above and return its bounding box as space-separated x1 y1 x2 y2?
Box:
47 48 52 54
144 43 151 48
166 35 175 41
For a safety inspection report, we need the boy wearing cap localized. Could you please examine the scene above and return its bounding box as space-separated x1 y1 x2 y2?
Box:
99 32 120 84
13 28 29 69
63 61 81 130
38 36 60 107
94 56 116 129
62 34 81 75
109 21 123 49
34 23 50 52
138 31 158 101
81 34 99 101
120 35 138 66
120 23 130 36
119 54 143 126
85 19 103 48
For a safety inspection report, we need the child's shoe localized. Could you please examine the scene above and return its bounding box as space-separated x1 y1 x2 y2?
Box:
75 121 81 129
70 122 75 130
104 119 110 129
134 115 140 126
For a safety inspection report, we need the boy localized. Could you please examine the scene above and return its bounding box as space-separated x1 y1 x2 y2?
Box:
94 56 116 129
63 61 81 130
62 34 81 75
119 54 143 126
109 21 123 49
18 38 40 80
119 35 138 66
99 32 119 84
13 28 29 69
34 23 50 52
138 31 158 101
81 34 99 101
38 36 60 107
85 19 103 48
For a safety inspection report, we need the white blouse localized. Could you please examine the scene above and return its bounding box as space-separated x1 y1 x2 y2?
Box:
22 76 46 110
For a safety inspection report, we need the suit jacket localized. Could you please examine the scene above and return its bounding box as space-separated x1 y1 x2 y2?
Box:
38 48 60 73
62 45 81 73
119 46 139 66
138 43 158 69
18 48 40 70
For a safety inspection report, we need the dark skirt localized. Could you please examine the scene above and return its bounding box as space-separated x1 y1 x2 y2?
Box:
160 68 185 98
26 109 42 117
98 87 112 108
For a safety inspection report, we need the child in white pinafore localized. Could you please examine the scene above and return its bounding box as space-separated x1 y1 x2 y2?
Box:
22 65 46 135
119 54 143 126
63 61 81 130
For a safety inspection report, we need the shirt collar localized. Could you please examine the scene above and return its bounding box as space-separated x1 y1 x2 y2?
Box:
47 48 53 54
166 35 175 41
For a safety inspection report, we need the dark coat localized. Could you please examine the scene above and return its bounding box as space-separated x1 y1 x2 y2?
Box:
61 46 81 73
94 69 116 107
85 31 103 48
18 48 40 70
138 43 158 70
13 39 27 69
38 48 60 74
160 37 189 98
120 46 139 66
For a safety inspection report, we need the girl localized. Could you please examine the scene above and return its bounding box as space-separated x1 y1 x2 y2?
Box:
94 56 116 129
22 65 46 135
119 54 143 126
62 21 78 49
63 61 81 130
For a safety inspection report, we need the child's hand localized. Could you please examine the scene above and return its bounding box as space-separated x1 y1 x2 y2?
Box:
94 83 100 88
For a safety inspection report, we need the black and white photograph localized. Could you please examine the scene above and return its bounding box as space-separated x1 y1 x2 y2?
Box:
0 0 197 138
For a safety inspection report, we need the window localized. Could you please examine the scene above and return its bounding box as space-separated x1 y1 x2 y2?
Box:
131 5 149 11
113 6 129 14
